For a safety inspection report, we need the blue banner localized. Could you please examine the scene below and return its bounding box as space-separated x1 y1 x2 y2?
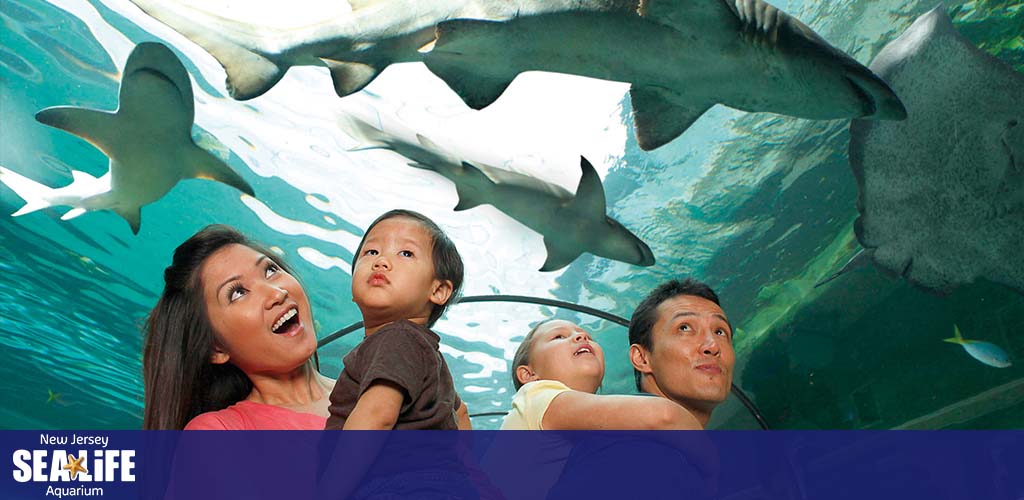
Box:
3 431 1022 499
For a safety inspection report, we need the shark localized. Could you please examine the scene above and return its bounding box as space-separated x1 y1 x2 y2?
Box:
125 0 620 100
822 7 1024 294
18 41 254 233
423 0 907 150
342 115 655 271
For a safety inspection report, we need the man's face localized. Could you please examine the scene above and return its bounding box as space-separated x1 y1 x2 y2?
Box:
640 295 735 413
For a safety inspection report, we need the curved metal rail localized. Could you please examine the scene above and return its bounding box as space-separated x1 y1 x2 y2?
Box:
318 294 769 429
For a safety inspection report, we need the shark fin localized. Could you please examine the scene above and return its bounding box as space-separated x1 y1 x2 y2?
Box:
208 41 283 100
321 59 382 97
188 145 255 196
415 134 442 152
115 206 142 234
569 157 607 215
814 248 874 288
127 0 285 100
406 162 436 172
36 107 118 149
0 166 54 216
540 238 582 272
60 207 87 220
339 117 390 151
630 86 713 150
451 162 491 211
426 19 515 109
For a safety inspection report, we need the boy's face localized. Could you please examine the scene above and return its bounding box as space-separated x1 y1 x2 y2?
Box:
518 320 605 393
352 217 450 328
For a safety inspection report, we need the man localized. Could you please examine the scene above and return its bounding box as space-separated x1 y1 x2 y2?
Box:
628 278 735 427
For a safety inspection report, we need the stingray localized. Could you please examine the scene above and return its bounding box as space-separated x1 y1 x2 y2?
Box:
19 42 253 233
828 7 1024 294
343 115 655 271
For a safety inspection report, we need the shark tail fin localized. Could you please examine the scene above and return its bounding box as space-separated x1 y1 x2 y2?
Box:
321 59 384 97
0 166 58 216
452 162 492 211
424 19 516 109
128 0 285 100
339 116 391 151
814 248 873 288
630 86 713 150
539 237 583 272
943 324 967 345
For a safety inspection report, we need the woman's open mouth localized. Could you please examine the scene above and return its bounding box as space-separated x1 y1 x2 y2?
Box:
272 307 301 336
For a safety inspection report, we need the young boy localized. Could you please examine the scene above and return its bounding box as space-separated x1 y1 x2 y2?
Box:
503 319 701 430
325 209 469 430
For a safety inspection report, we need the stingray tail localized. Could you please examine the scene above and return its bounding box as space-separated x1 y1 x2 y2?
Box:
128 0 286 99
814 248 873 288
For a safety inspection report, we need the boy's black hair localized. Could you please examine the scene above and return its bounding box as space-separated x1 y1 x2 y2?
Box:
353 209 464 327
628 278 720 391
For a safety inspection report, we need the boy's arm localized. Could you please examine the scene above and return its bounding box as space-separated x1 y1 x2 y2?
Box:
542 392 702 430
343 381 404 430
456 400 472 430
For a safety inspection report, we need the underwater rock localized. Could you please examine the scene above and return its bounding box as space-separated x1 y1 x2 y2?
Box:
12 42 254 234
847 7 1024 294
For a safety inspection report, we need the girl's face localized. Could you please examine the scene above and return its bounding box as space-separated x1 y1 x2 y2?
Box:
201 244 316 374
518 320 605 393
351 217 452 328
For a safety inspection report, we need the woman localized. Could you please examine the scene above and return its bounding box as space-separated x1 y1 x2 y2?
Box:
143 225 334 429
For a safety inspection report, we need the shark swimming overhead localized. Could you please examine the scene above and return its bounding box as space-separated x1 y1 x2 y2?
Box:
23 42 254 234
843 7 1024 294
126 0 625 100
424 0 907 150
342 115 655 271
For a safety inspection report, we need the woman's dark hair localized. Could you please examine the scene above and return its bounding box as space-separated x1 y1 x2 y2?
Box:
352 209 464 327
142 225 306 429
628 278 721 392
510 319 557 390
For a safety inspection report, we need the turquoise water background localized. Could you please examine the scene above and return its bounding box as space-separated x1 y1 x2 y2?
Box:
0 0 1021 430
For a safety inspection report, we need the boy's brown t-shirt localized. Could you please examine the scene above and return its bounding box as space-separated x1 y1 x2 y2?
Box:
325 319 461 430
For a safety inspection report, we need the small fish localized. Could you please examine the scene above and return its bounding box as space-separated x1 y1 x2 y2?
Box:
46 389 68 405
943 325 1012 368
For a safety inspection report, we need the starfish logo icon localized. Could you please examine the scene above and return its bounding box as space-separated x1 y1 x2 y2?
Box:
63 454 88 480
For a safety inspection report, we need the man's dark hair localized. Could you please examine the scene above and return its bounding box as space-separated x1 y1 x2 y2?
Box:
628 278 720 392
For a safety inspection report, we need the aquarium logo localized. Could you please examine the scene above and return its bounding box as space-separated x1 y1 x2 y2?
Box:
11 433 135 497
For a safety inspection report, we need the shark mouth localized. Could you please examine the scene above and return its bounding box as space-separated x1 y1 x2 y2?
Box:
272 307 300 335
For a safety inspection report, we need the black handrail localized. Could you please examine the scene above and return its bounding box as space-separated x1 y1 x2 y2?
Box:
318 294 769 429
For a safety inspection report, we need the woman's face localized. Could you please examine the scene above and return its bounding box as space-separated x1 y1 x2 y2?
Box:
200 244 316 375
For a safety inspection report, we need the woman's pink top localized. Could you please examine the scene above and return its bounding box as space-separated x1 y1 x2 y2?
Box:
184 400 327 430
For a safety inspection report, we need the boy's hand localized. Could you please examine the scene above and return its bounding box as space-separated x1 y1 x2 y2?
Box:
343 381 403 430
456 400 472 430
